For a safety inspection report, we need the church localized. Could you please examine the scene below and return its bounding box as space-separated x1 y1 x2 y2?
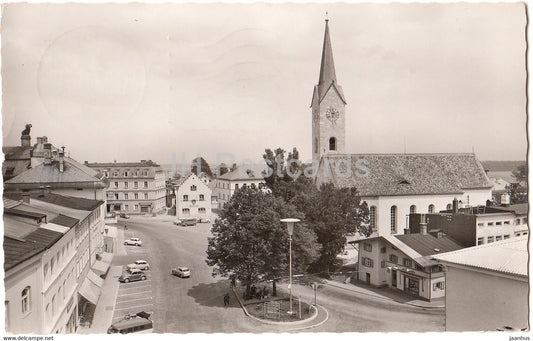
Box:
311 18 494 238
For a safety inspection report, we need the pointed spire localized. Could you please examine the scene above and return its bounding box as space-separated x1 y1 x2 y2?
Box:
318 17 337 94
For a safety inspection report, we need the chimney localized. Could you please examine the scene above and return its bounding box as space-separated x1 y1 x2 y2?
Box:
22 193 30 204
21 135 31 147
43 143 52 165
36 137 43 145
59 146 65 173
452 197 459 215
419 214 428 235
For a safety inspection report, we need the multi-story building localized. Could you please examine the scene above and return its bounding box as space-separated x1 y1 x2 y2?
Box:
434 236 528 331
174 173 212 220
408 202 528 247
86 160 166 214
3 192 106 334
213 168 266 208
311 19 493 237
4 139 107 201
352 226 463 301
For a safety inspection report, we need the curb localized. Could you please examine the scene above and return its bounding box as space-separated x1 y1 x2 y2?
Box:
324 281 445 309
231 287 324 328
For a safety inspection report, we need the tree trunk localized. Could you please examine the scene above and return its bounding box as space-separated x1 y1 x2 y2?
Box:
272 279 277 297
245 284 251 300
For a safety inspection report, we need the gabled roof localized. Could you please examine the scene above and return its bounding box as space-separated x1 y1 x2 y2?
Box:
395 233 464 257
217 168 264 181
49 214 80 228
316 153 492 197
4 215 64 271
433 236 528 278
5 192 104 211
5 157 107 189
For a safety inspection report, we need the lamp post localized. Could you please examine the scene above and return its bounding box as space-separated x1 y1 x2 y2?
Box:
281 218 300 315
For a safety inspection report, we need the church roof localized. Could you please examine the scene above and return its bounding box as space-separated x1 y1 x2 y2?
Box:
312 19 347 106
316 153 493 197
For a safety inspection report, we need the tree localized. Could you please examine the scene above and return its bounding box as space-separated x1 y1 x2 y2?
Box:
512 164 527 184
506 183 528 204
206 187 320 298
191 157 213 178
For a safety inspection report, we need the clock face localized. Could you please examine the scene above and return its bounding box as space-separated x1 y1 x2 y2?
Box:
325 107 340 125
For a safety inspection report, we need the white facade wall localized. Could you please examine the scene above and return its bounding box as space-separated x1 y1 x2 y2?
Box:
213 178 265 208
176 174 212 220
365 189 492 236
444 265 528 331
475 214 528 245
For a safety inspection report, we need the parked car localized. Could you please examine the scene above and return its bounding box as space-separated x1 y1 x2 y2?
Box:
176 218 197 226
124 237 142 246
107 313 153 334
198 218 211 223
127 260 150 271
171 266 191 278
120 213 130 219
119 268 147 283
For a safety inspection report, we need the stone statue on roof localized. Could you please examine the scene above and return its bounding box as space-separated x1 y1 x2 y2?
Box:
21 124 32 136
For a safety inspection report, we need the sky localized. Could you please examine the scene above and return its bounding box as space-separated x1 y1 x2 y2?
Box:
1 2 528 166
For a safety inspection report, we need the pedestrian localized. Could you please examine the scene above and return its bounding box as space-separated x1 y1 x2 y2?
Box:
224 293 230 306
124 224 128 231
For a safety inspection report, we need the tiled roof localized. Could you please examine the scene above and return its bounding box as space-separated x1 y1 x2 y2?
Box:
86 160 160 168
4 208 47 220
5 192 104 211
5 157 107 188
2 146 32 160
395 234 464 257
316 153 492 196
217 168 264 181
4 217 63 271
49 214 80 228
433 236 528 277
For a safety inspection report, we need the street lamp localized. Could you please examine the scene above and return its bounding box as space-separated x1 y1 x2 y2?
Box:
281 218 300 315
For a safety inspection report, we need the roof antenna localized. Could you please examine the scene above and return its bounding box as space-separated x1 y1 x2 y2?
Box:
325 11 329 21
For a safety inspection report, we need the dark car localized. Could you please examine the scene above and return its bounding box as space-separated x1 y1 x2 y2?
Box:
119 269 147 283
179 218 197 226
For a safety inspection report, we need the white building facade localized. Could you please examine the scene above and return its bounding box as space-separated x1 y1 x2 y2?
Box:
175 173 212 220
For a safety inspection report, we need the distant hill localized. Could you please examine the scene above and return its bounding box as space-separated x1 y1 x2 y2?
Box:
481 161 525 172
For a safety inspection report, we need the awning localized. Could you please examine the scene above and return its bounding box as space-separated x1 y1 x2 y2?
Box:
78 271 103 305
92 260 110 276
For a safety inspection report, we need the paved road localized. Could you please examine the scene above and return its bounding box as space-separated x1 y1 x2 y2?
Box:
113 216 445 333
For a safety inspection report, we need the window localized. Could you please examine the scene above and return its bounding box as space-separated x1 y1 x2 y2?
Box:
390 206 397 233
428 204 435 213
124 171 129 177
199 208 206 214
487 236 494 243
515 218 521 225
477 222 484 227
523 217 528 224
114 182 118 188
369 206 376 231
381 261 386 268
124 182 129 189
113 171 119 177
389 254 398 263
199 194 205 201
403 258 412 268
124 193 128 200
477 237 484 245
114 193 119 200
504 221 510 225
134 171 139 177
134 205 139 211
515 231 522 237
363 243 372 252
496 235 502 241
362 257 374 268
182 208 190 215
144 193 148 200
446 203 452 210
135 193 139 200
504 235 510 240
134 181 139 189
487 222 494 226
329 137 336 151
235 184 239 190
523 231 528 235
410 205 417 214
183 195 188 201
21 287 30 314
144 181 148 188
124 204 129 210
496 221 502 226
143 170 149 177
380 247 386 254
433 282 445 291
314 138 318 154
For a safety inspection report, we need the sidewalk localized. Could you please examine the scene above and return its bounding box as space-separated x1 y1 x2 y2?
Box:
323 279 445 308
77 227 126 334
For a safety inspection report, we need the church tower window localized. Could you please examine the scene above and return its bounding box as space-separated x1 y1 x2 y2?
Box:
329 137 337 151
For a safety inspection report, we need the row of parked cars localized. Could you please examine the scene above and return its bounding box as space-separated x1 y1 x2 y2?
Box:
173 217 211 226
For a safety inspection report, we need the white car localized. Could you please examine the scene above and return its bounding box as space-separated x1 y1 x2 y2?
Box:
124 237 142 246
171 267 191 278
128 260 150 271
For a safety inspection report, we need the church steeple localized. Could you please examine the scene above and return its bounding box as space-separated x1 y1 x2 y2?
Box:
318 18 337 99
311 17 347 162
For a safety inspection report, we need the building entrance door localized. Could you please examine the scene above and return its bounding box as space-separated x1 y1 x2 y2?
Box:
391 270 397 287
404 276 419 295
365 273 370 284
